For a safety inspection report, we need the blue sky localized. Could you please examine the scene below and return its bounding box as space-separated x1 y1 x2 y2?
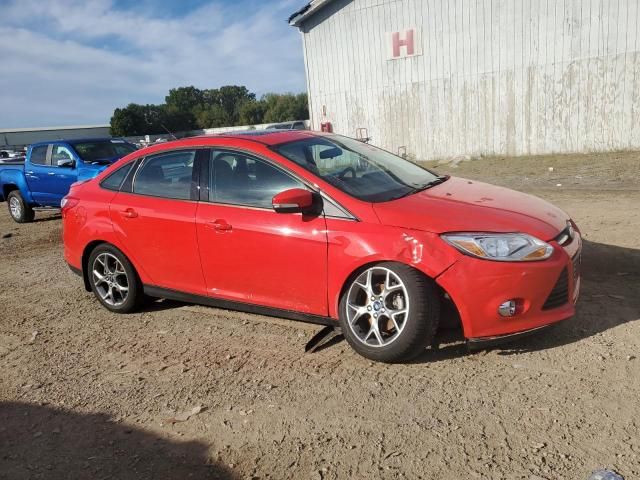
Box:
0 0 307 128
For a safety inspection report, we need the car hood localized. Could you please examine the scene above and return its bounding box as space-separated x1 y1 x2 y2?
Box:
84 155 122 166
372 177 568 241
77 163 110 182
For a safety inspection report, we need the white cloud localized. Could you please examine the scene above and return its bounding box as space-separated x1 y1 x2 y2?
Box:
0 0 306 128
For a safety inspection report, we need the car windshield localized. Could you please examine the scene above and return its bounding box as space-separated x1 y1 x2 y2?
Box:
73 140 136 164
272 135 442 202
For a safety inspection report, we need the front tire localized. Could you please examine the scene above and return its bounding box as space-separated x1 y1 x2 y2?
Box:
7 191 34 223
339 262 440 363
87 244 142 313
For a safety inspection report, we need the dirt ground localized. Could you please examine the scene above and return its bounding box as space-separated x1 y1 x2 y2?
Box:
1 151 639 479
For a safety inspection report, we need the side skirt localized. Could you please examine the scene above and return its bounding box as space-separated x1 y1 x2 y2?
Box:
143 285 337 327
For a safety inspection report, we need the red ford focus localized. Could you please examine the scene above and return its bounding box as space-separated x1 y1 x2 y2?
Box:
62 131 581 362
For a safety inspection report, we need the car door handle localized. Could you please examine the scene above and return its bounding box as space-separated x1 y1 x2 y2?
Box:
209 219 232 232
119 208 138 219
25 170 34 175
48 172 56 176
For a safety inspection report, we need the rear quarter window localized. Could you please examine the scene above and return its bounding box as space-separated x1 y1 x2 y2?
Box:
101 162 134 191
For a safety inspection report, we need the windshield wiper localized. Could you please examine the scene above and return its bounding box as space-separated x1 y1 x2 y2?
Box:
389 175 450 201
415 175 450 191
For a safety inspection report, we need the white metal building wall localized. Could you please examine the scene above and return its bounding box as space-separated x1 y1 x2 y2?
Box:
298 0 640 160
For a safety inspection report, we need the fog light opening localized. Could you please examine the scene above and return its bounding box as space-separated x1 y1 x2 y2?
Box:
498 300 519 317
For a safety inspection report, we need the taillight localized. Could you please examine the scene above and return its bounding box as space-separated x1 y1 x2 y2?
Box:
60 196 79 213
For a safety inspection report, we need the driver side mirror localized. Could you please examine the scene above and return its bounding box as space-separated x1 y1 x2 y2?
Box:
272 188 315 214
57 158 75 168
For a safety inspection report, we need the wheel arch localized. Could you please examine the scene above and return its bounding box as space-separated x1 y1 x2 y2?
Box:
335 260 385 318
334 259 439 319
2 183 19 201
333 259 463 334
81 240 144 293
81 240 109 291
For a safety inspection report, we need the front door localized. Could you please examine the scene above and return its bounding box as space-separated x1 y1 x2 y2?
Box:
47 144 78 205
109 149 207 295
195 149 328 315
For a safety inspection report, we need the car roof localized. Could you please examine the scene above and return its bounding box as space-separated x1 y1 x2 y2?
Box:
192 129 326 146
30 138 130 147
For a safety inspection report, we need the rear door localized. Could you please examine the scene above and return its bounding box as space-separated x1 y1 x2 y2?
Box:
24 144 51 204
109 148 207 295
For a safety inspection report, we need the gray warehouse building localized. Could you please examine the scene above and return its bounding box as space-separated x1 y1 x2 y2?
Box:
0 124 110 149
290 0 640 160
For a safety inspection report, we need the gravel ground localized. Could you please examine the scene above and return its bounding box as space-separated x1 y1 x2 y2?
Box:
1 152 639 479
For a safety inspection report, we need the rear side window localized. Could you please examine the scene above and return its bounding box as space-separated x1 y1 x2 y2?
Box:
30 146 48 165
133 150 196 200
101 162 134 191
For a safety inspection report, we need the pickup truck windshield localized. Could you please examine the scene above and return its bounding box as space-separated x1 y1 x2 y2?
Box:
272 135 441 202
73 141 136 164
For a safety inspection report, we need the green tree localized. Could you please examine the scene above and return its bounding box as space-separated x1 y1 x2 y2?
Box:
161 106 198 133
218 86 255 125
238 100 267 125
165 86 205 113
110 104 144 136
193 104 229 129
261 93 309 123
110 86 308 135
110 103 163 136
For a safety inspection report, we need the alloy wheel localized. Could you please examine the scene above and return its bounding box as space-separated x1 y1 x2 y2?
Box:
9 196 21 219
345 266 410 347
92 253 129 306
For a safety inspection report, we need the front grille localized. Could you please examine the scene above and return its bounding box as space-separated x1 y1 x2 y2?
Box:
542 268 569 310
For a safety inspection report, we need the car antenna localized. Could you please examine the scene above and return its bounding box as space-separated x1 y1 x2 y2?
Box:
161 124 178 140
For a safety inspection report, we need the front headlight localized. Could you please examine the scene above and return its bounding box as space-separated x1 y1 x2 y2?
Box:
441 233 554 261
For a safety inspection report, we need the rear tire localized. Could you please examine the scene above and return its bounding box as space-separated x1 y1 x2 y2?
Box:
87 244 142 313
339 262 440 363
7 191 34 223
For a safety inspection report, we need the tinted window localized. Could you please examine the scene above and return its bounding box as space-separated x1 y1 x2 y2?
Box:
101 162 134 191
209 151 301 208
73 140 136 164
51 145 75 165
273 135 441 202
30 145 48 165
133 151 195 200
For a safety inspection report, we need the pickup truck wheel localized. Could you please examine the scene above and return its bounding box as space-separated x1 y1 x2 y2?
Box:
7 191 34 223
88 244 142 313
339 262 440 363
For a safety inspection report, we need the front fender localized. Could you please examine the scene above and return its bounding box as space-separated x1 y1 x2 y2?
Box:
325 220 460 319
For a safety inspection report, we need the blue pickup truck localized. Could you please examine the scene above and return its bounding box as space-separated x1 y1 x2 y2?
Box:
0 138 136 223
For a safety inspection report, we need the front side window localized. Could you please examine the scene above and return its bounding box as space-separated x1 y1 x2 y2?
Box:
273 135 442 202
51 145 75 165
30 145 48 165
133 150 195 200
209 150 302 208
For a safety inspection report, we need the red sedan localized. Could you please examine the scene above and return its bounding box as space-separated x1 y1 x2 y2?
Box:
62 131 581 362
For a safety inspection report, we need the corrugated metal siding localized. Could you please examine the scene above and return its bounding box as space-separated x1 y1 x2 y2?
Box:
299 0 640 160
